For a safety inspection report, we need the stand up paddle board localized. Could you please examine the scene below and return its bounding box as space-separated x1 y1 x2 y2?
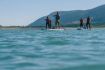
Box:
77 27 86 30
48 28 65 31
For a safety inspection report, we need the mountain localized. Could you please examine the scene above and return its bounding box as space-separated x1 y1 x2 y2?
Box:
29 4 105 26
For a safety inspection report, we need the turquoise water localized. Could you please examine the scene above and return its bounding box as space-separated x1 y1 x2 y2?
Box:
0 28 105 70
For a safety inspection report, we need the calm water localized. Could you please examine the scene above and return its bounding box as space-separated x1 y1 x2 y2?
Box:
0 28 105 70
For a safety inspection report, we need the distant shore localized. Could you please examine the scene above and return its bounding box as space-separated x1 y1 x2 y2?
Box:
0 26 105 30
0 23 105 30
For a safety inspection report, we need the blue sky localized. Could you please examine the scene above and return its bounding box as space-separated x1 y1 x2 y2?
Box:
0 0 105 26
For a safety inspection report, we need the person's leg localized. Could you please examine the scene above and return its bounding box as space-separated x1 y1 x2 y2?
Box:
58 21 60 28
50 23 52 28
86 23 88 29
46 23 47 29
55 21 57 28
80 23 82 28
48 23 50 28
49 24 51 29
50 24 51 29
81 23 83 28
57 20 60 28
46 23 49 29
89 23 91 29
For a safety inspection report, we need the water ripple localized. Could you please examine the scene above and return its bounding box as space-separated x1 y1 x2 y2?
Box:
0 28 105 70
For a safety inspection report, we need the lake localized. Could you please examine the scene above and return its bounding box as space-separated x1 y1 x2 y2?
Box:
0 28 105 70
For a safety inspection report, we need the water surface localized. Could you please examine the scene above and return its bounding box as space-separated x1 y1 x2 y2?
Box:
0 28 105 70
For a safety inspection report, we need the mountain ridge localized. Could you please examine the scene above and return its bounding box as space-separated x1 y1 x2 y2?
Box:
29 4 105 26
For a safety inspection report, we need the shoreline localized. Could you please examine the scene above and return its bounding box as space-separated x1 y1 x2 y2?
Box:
0 26 105 30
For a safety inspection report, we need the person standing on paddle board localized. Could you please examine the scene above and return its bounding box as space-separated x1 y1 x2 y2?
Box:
80 18 83 28
45 16 51 29
86 16 91 29
54 12 60 28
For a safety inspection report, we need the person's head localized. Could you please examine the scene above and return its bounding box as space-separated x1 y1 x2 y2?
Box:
88 16 90 18
47 16 49 19
57 12 59 15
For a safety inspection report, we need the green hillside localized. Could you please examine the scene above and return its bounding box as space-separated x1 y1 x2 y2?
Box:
29 4 105 27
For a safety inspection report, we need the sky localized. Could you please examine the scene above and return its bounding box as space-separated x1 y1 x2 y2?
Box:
0 0 105 26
